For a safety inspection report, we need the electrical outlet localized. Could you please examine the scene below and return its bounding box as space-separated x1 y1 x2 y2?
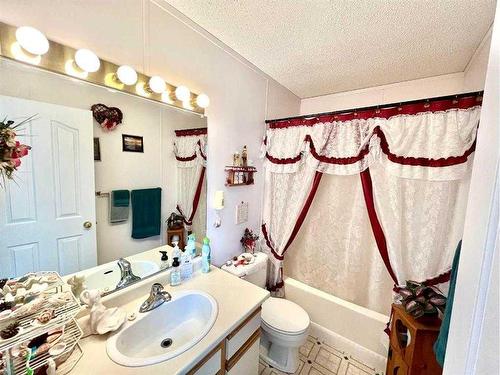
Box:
236 201 248 224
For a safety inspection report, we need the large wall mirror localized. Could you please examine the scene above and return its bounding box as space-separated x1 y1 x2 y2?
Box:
0 58 207 297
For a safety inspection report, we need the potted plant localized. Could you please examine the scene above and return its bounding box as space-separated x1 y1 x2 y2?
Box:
397 280 447 319
240 228 259 254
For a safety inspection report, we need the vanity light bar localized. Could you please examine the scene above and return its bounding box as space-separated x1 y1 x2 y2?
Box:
0 21 207 115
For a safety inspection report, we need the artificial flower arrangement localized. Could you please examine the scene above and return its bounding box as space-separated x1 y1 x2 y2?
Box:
240 228 259 254
397 280 447 319
0 116 33 185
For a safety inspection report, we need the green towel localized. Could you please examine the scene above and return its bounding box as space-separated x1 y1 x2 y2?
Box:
131 188 162 239
112 190 130 207
434 240 462 367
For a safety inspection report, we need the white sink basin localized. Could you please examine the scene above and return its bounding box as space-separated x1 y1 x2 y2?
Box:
85 260 160 293
106 290 218 367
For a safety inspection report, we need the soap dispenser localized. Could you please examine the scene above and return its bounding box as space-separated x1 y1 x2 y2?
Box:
170 257 181 286
172 242 181 260
159 251 169 270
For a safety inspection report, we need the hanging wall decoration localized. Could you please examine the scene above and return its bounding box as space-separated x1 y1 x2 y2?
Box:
91 103 123 131
0 116 33 186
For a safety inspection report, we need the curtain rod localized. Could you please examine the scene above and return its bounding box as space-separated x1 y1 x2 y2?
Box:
265 90 484 124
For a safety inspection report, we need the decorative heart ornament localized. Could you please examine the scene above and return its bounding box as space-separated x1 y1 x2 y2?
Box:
91 103 123 131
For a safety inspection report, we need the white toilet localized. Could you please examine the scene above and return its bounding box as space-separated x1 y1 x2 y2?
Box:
221 252 310 373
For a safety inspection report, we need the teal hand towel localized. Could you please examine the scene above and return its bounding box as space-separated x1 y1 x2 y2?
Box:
433 240 462 367
112 190 130 207
131 188 162 239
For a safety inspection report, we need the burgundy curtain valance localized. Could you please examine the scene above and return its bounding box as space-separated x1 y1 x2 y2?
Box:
174 132 207 165
262 95 481 181
268 95 482 128
174 127 207 137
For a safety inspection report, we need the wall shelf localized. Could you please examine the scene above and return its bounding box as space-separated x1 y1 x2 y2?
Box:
225 166 257 187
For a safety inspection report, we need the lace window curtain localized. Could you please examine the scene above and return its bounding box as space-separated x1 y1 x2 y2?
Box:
174 131 207 230
261 95 482 300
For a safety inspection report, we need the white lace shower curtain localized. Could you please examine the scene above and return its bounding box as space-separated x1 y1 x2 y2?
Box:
285 174 394 314
174 130 207 232
261 95 482 309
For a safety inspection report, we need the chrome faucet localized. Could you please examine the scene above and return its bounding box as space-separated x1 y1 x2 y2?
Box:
116 258 141 289
139 283 172 313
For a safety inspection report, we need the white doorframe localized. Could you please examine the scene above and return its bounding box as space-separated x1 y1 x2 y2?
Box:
443 3 499 373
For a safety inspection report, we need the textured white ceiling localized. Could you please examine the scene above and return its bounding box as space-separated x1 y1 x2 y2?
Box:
164 0 495 98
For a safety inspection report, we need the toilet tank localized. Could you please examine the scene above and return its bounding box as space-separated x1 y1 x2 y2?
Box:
221 252 268 288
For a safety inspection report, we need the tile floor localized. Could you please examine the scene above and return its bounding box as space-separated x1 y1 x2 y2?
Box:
259 335 384 375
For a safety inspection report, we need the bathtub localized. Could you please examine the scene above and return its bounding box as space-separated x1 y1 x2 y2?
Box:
284 277 389 362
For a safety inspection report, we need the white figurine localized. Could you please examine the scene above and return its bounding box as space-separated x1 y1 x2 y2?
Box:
79 289 126 335
67 275 86 298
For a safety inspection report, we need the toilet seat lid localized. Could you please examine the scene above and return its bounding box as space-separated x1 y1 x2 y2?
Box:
261 297 309 334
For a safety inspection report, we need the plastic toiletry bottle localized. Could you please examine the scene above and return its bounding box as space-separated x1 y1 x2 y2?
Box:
186 234 197 257
172 242 181 260
159 251 169 270
180 249 193 280
170 257 181 286
201 237 211 273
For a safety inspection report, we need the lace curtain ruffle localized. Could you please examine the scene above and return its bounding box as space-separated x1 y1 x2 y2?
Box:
174 133 207 168
262 105 480 181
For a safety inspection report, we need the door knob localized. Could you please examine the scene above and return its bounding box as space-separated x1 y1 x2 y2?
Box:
83 221 92 229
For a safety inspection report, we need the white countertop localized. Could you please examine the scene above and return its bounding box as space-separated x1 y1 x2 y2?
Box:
71 266 269 374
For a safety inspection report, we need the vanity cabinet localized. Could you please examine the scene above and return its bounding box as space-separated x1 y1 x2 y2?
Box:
187 307 262 375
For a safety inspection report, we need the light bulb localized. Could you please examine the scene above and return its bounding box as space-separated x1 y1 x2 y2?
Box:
15 26 49 56
135 82 150 97
161 91 173 104
75 49 100 72
183 100 194 110
116 65 137 85
10 42 41 65
65 59 88 78
148 76 166 94
175 86 190 102
196 93 210 108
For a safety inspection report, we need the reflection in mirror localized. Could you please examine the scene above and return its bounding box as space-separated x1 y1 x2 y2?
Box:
0 58 207 299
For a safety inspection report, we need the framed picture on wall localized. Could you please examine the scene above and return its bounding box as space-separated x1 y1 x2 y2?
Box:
93 137 101 161
122 134 144 153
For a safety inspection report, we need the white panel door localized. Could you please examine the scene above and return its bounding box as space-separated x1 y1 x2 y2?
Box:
0 95 97 277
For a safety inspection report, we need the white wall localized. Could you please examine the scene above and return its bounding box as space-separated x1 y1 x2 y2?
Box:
0 59 205 263
299 31 491 115
444 4 499 373
0 0 301 266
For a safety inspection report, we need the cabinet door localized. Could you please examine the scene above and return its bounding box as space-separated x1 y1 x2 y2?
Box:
187 342 224 375
226 338 260 375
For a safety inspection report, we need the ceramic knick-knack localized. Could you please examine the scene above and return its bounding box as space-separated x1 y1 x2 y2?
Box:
79 289 126 335
242 145 248 167
67 275 86 299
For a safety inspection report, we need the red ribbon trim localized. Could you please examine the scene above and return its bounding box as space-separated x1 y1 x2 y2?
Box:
176 154 197 162
174 127 207 137
176 166 206 225
261 171 323 262
360 168 399 285
266 127 476 168
268 96 481 128
175 140 207 162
